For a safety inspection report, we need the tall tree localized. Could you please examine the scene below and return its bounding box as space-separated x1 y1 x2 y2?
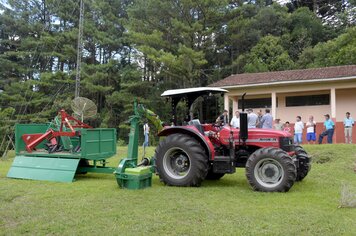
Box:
282 7 329 60
298 27 356 68
242 35 295 72
126 0 229 87
286 0 356 26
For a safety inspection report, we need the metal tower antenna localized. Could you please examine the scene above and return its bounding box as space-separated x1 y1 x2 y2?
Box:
75 0 84 98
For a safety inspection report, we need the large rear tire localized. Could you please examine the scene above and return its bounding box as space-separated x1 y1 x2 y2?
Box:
155 134 208 187
294 145 311 181
246 147 297 192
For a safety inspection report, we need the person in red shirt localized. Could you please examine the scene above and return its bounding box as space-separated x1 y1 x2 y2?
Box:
283 121 291 133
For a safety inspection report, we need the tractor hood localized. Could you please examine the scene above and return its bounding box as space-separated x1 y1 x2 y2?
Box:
247 128 292 138
218 126 292 146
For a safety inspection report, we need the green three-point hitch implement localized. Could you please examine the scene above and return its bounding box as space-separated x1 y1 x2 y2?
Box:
114 101 163 189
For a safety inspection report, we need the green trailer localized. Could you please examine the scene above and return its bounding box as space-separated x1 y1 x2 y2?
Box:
7 123 117 182
7 101 160 189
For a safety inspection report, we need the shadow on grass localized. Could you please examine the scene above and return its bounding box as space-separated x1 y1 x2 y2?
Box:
74 173 115 181
203 178 245 188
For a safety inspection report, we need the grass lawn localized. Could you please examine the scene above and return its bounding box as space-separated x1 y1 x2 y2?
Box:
1 144 356 235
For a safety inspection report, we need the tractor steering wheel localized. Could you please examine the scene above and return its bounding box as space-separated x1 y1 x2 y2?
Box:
213 122 225 131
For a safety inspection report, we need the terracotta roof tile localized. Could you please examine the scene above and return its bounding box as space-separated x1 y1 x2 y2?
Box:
210 65 356 87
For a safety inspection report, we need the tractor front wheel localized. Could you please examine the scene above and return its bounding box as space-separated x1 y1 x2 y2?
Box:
246 147 297 192
294 145 311 181
155 134 208 187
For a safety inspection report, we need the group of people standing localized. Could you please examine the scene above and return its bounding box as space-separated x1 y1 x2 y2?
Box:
292 115 323 145
225 108 273 129
228 108 274 130
223 109 355 145
290 113 354 145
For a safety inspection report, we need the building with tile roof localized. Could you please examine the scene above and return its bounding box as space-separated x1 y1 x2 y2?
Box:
210 65 356 143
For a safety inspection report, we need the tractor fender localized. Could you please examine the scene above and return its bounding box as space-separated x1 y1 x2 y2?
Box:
158 127 215 160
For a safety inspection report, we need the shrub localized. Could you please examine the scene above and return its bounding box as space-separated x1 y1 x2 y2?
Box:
117 139 126 146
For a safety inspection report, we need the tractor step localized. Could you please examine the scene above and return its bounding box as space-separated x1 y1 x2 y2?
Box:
213 156 236 174
7 156 80 182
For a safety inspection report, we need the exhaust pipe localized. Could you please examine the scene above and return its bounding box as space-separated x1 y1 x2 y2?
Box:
239 93 248 145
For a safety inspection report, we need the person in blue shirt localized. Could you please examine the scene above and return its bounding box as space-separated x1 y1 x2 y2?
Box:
260 108 273 129
344 112 354 144
318 114 335 144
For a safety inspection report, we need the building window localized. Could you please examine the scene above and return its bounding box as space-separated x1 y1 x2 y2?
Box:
285 94 330 107
238 98 273 109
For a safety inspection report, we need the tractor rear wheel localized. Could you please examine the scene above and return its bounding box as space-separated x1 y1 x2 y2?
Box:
246 147 297 192
294 145 311 181
155 134 208 187
205 167 225 180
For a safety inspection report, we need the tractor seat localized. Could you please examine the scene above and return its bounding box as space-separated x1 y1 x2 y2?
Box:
188 119 204 135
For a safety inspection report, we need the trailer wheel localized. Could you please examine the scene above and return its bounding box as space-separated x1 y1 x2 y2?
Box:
246 147 296 192
155 134 208 187
76 159 89 174
294 146 311 181
205 167 225 180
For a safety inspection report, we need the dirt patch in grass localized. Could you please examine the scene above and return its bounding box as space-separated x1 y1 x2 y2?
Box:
310 150 340 164
339 184 356 208
1 194 22 203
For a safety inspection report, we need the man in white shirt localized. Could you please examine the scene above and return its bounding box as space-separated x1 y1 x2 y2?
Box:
306 115 316 144
230 111 240 128
143 121 150 147
247 109 258 128
294 116 304 145
344 112 354 144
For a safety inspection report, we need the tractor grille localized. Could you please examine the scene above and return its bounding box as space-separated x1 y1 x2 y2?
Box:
279 137 294 152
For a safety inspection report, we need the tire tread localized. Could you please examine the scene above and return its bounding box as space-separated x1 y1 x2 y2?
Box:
155 134 208 187
246 147 297 192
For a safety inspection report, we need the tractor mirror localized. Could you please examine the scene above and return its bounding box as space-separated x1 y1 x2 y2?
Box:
239 112 248 142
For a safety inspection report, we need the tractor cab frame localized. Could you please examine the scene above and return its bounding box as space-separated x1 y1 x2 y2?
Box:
161 87 228 126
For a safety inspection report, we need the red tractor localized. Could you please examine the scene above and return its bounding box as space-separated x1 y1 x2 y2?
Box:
154 87 310 192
